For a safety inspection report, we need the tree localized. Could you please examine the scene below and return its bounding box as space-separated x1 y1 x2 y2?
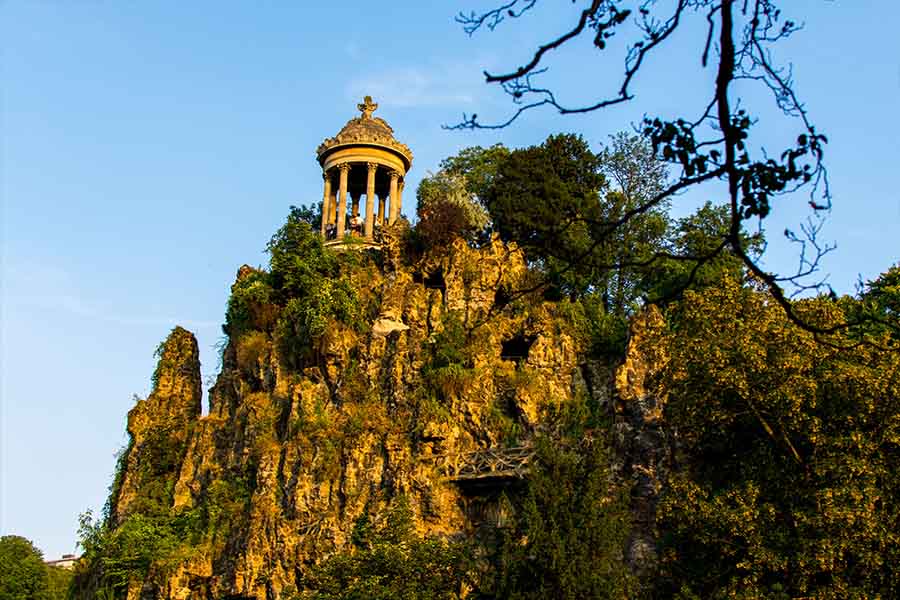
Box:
0 535 49 600
450 1 890 337
438 143 511 204
858 264 900 335
485 132 671 314
45 566 73 600
594 132 670 314
412 145 507 250
640 201 763 303
486 133 606 299
263 207 362 366
479 436 635 599
650 274 900 598
415 170 490 248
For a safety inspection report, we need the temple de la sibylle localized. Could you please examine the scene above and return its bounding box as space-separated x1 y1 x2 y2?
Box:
317 96 412 247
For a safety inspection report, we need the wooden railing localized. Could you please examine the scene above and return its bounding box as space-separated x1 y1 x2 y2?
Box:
435 444 535 483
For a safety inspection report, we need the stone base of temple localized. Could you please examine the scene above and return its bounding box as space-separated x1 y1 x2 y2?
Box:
323 238 381 251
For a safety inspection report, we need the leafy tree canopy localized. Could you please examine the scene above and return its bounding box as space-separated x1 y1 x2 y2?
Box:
653 275 900 598
438 143 511 205
447 0 897 338
0 535 49 600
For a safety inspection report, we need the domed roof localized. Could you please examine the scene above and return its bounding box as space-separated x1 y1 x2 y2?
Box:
316 96 413 170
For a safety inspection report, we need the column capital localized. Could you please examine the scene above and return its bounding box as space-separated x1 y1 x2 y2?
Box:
366 162 378 172
322 169 331 180
388 169 400 180
337 162 352 173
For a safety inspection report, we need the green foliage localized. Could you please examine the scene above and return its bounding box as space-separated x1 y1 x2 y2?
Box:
557 294 628 357
222 206 366 368
301 498 472 600
851 263 900 343
654 274 900 599
44 566 72 600
477 434 634 599
486 133 605 298
421 313 478 400
226 269 277 336
0 535 49 600
74 507 202 599
861 263 900 318
593 133 671 315
485 132 674 308
439 144 510 204
642 202 763 303
413 145 509 250
428 313 471 370
598 131 667 206
267 207 342 299
268 208 363 367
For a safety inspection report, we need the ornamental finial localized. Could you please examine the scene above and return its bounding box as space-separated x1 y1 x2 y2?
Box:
357 95 378 120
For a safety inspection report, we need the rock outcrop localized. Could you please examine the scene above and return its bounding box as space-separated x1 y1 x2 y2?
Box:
102 234 602 599
613 306 671 578
111 327 202 525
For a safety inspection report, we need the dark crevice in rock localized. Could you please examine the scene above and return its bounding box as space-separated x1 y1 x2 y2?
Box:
493 285 511 309
500 334 536 363
424 267 446 292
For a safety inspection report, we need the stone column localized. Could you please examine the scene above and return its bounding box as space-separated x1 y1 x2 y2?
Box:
388 170 400 225
336 163 350 240
397 179 405 220
365 162 377 239
320 171 332 237
331 188 338 224
377 194 385 225
351 192 360 218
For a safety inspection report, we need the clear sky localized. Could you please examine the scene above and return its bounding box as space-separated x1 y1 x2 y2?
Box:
2 1 897 559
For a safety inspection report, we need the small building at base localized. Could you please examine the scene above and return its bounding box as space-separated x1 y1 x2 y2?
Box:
317 96 413 246
45 553 79 570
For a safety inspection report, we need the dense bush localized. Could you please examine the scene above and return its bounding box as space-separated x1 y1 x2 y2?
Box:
226 207 364 369
226 269 278 335
74 509 200 598
301 498 473 600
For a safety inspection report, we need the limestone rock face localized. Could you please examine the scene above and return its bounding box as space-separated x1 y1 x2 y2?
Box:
112 326 201 524
613 305 671 579
105 236 593 600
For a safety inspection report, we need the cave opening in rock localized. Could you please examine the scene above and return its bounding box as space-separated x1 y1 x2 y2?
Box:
500 334 536 363
423 267 446 291
494 285 511 309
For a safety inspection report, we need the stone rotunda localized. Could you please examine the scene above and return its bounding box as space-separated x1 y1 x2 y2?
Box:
317 96 412 247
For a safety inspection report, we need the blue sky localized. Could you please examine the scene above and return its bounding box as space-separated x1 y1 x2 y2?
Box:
2 1 897 559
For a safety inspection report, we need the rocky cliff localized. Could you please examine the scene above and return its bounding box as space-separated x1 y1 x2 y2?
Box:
85 226 666 599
